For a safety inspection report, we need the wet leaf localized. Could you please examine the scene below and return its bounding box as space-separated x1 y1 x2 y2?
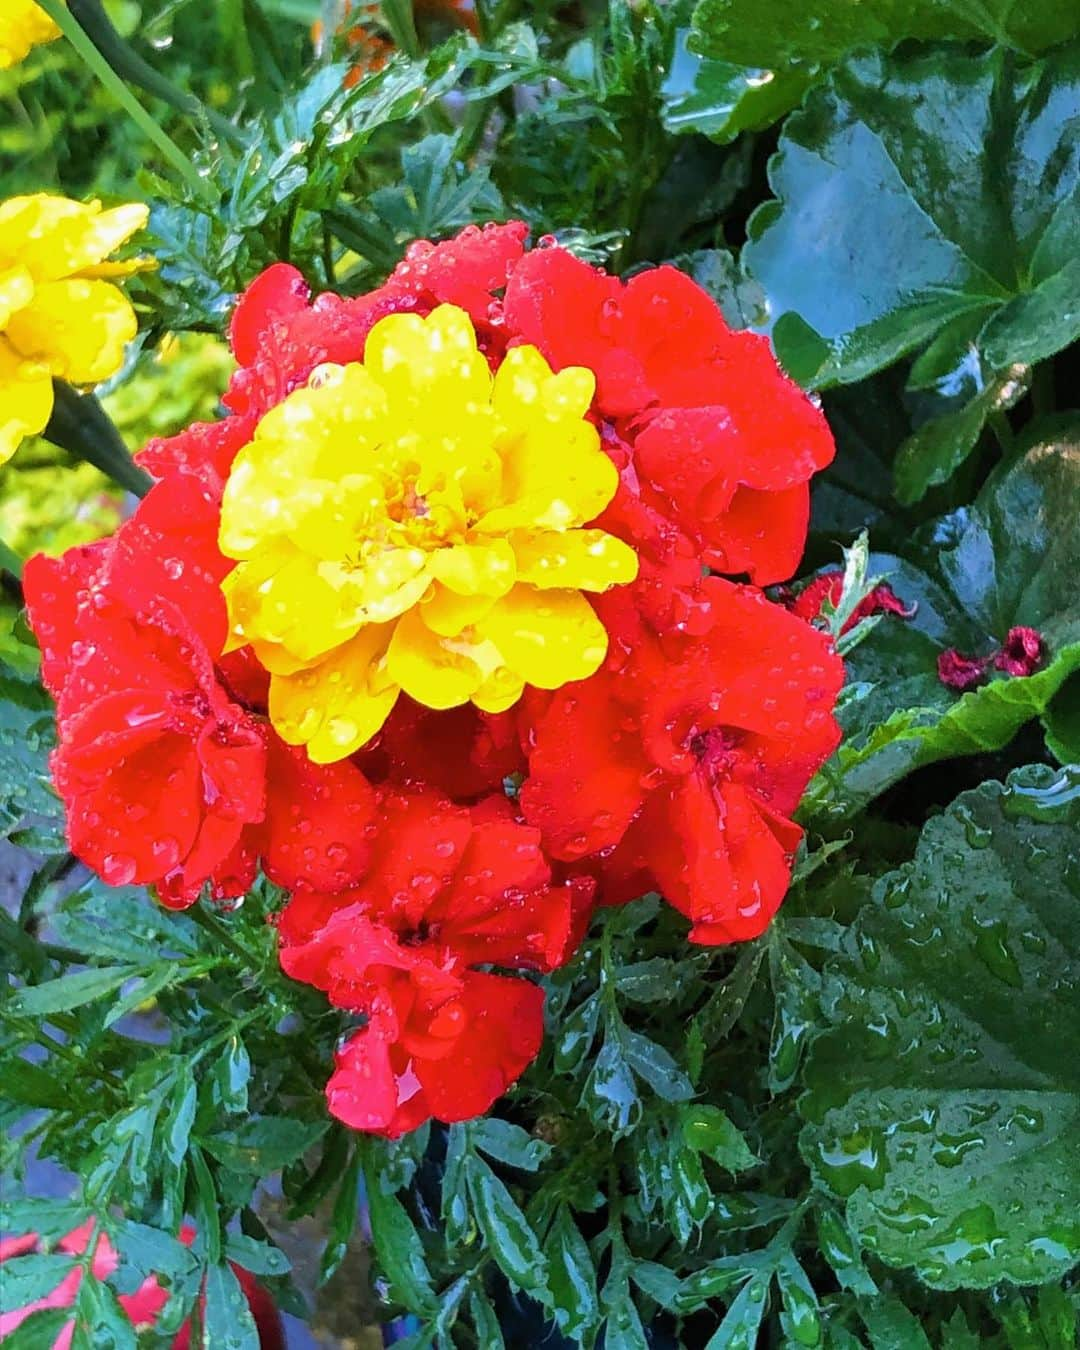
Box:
203 1263 259 1350
660 29 808 144
201 1117 326 1173
468 1118 552 1172
704 1275 771 1348
802 766 1080 1289
546 1206 600 1341
681 1104 758 1172
464 1154 548 1295
746 43 1080 406
363 1164 437 1313
11 965 139 1016
0 1254 76 1312
691 0 1080 68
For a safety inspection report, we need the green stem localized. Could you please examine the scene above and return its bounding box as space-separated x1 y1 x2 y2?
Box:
35 0 218 205
45 382 153 498
189 903 257 966
0 537 23 580
382 0 421 57
67 0 245 149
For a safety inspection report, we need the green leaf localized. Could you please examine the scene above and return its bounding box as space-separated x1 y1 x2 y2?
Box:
660 28 809 145
620 1028 694 1102
681 1105 758 1172
1044 673 1080 765
202 1117 327 1173
10 1307 80 1348
893 367 1029 506
2 1059 74 1110
545 1206 600 1341
319 1141 362 1284
364 1158 437 1313
746 44 1080 393
468 1118 552 1172
469 1290 505 1350
705 1276 771 1348
464 1154 548 1295
585 1033 641 1134
802 767 1080 1290
10 964 138 1015
776 1251 822 1348
0 664 59 839
858 1295 933 1350
203 1264 259 1350
0 1254 75 1313
224 1233 291 1277
810 433 1080 818
691 0 1080 67
815 1206 877 1298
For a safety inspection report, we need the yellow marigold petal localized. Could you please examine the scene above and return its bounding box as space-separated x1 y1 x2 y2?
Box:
472 669 526 714
387 607 496 709
270 626 398 762
5 279 137 383
474 586 609 689
0 195 148 284
0 336 54 464
510 528 639 591
224 545 358 663
0 267 34 328
0 2 62 71
418 584 497 638
429 540 516 597
476 347 617 532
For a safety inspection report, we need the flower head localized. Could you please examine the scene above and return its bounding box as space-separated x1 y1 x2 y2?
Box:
277 788 593 1134
0 1 62 70
0 193 147 462
219 302 638 761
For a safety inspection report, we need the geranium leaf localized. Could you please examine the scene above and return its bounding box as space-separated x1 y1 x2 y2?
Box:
691 0 1080 68
745 44 1080 427
801 766 1080 1290
660 29 809 145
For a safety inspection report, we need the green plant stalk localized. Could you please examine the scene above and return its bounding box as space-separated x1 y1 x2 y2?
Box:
382 0 421 58
67 0 245 149
35 0 218 205
0 537 23 581
45 383 153 498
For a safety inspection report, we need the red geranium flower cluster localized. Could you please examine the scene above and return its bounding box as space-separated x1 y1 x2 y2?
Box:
26 222 843 1135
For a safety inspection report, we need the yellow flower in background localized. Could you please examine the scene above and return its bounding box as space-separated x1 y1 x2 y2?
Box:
0 1 63 69
220 303 639 763
0 194 148 464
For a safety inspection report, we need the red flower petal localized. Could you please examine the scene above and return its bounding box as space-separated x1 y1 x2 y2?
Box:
256 738 377 895
416 971 545 1122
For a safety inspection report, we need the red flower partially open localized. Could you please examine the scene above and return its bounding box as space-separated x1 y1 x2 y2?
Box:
277 788 593 1134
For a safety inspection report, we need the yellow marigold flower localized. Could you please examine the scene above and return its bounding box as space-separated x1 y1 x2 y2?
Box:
0 194 148 464
0 1 63 69
220 304 639 762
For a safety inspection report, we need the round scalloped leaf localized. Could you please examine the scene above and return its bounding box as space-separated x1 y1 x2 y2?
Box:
800 766 1080 1290
745 44 1080 390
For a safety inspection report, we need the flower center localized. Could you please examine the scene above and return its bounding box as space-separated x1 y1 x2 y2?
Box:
218 303 638 764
